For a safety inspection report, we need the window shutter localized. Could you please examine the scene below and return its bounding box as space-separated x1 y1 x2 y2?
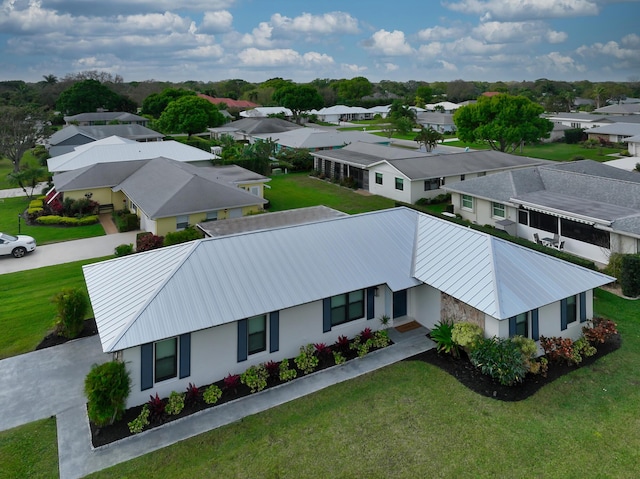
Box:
367 287 375 320
179 333 191 379
269 311 279 353
579 292 587 323
237 319 248 362
508 316 516 337
532 309 539 341
560 298 568 331
323 298 331 333
140 343 153 391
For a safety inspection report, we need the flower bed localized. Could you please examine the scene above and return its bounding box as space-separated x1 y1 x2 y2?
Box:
90 328 391 447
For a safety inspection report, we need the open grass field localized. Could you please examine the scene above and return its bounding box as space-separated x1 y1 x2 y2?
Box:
0 418 58 479
0 196 105 244
0 257 108 359
266 172 395 214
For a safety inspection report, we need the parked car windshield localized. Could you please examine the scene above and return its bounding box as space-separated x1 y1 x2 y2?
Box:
0 233 18 242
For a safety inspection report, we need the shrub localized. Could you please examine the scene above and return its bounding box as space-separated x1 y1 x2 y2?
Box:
564 128 585 144
569 155 585 161
29 199 43 208
278 359 298 382
540 336 577 364
511 335 537 359
35 215 99 226
620 254 640 297
572 337 596 364
359 327 373 341
128 404 150 434
529 357 549 376
294 344 319 374
202 384 222 405
451 322 484 352
165 391 185 415
185 382 200 406
263 360 280 379
371 330 391 349
333 351 346 365
84 361 131 427
164 226 202 246
313 342 331 358
470 338 528 386
223 373 240 391
604 253 624 282
583 317 618 344
51 288 89 339
113 210 139 232
333 335 350 354
114 243 134 257
350 335 370 357
430 319 459 357
147 393 165 422
137 232 164 252
240 364 268 393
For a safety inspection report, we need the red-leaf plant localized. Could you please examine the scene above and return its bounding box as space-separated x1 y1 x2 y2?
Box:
263 360 280 379
147 393 165 422
185 382 200 406
360 327 373 341
223 373 240 391
334 335 350 354
313 342 332 358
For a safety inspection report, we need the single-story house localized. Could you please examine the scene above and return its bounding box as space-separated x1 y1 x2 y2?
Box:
197 94 259 110
311 142 550 203
594 103 640 115
64 111 149 127
425 101 461 113
252 127 390 152
586 123 640 144
443 160 640 264
546 113 610 129
624 135 640 156
208 117 302 142
52 158 268 235
416 112 456 133
47 136 217 173
311 105 373 123
83 207 613 407
46 124 164 157
240 107 293 119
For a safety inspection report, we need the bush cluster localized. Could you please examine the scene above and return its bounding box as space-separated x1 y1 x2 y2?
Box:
137 232 164 252
84 361 131 428
35 215 99 226
415 193 451 206
112 210 139 232
51 288 89 339
164 226 202 246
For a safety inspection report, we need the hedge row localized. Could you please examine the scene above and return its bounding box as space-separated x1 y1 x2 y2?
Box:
35 215 99 226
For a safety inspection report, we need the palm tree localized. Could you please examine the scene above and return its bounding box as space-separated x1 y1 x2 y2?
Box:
7 165 46 199
42 74 58 85
592 85 606 109
414 127 444 152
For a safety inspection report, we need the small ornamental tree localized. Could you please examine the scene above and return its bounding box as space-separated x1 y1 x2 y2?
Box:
52 288 89 339
84 361 131 427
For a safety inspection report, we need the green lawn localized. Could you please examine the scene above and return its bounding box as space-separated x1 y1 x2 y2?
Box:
0 196 105 244
0 257 108 359
0 418 58 479
445 140 624 162
0 155 46 190
80 289 638 478
266 173 395 214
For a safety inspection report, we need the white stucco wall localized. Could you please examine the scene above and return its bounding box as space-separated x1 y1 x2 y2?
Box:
411 284 442 328
367 164 412 203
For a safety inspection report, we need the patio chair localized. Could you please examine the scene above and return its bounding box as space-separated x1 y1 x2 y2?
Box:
553 233 560 244
556 240 565 251
533 233 541 245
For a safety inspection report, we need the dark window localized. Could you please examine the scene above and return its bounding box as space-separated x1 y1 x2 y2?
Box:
560 219 610 248
460 174 465 181
395 178 404 191
248 315 267 355
375 172 383 185
529 210 558 234
424 178 440 191
155 338 177 382
566 295 577 324
518 209 529 225
331 290 364 326
515 312 528 337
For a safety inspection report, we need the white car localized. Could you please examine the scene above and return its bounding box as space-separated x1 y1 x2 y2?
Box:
0 232 37 258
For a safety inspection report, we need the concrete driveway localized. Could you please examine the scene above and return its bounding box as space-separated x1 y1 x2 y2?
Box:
0 232 138 274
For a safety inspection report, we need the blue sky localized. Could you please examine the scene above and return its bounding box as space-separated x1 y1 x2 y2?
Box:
0 0 639 83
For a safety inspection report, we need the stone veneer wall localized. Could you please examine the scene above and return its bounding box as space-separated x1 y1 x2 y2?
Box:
440 292 485 330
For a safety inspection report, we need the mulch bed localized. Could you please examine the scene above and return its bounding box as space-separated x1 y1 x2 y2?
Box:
409 333 622 401
35 318 98 350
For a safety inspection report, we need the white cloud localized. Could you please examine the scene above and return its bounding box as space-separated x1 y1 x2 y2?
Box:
342 63 368 72
473 21 566 44
577 36 640 62
531 51 586 74
417 26 463 42
0 0 75 33
237 47 334 67
115 12 193 32
200 11 233 33
270 11 359 34
443 0 601 20
438 60 458 72
366 29 413 56
240 22 274 48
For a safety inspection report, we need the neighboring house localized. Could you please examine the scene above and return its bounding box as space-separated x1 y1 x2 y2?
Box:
52 158 268 236
586 123 640 143
594 103 640 115
240 107 293 118
252 127 390 152
82 207 613 408
425 101 461 113
311 142 549 203
64 111 149 127
546 113 610 129
47 124 164 157
624 135 640 156
208 117 302 142
416 112 456 133
197 205 347 237
443 160 640 265
197 93 259 110
47 136 216 173
311 105 373 123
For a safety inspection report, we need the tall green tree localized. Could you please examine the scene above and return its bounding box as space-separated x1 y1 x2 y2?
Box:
414 127 443 152
272 84 324 123
0 106 48 172
453 94 553 153
334 77 373 102
141 88 196 118
157 96 225 137
56 79 136 115
7 165 46 199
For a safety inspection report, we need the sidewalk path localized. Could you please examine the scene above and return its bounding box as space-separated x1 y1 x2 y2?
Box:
0 182 49 199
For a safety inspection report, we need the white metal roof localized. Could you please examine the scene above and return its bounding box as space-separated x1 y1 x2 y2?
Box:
84 207 614 352
47 136 215 173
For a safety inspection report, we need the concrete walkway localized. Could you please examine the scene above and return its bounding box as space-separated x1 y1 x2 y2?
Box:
0 182 49 199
